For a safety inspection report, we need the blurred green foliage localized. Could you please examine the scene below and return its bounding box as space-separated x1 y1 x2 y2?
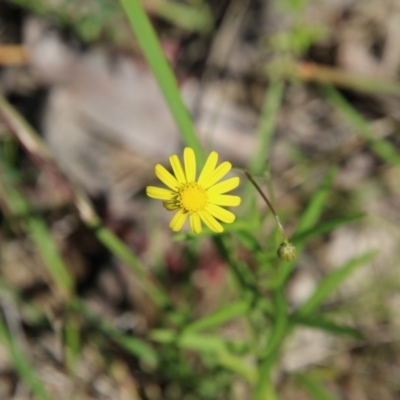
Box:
1 0 399 398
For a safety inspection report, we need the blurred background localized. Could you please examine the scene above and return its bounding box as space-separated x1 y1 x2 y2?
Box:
1 0 400 399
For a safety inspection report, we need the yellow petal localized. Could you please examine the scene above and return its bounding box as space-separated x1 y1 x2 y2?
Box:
206 177 240 196
155 164 180 191
208 194 241 207
198 151 218 185
170 154 186 184
163 201 179 211
146 186 175 200
206 204 235 223
202 161 232 189
169 209 188 232
184 147 196 182
199 210 223 233
189 213 202 233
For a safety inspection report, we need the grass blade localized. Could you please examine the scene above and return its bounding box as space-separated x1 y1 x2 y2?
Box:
149 329 256 382
323 85 400 166
217 351 257 383
76 301 159 368
297 250 377 316
0 174 73 298
148 0 213 33
119 0 204 163
254 290 287 400
295 167 337 234
0 317 49 400
291 213 366 244
296 61 400 96
292 315 363 339
183 300 251 333
249 80 285 175
295 372 337 400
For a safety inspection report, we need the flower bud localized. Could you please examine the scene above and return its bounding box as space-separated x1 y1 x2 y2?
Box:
277 241 297 262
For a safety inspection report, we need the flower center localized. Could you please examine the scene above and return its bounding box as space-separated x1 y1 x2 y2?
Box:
178 182 208 213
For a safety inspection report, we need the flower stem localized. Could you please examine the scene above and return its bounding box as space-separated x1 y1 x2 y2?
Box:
244 170 287 240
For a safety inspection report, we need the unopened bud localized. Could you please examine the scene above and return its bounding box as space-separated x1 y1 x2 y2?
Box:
277 241 297 262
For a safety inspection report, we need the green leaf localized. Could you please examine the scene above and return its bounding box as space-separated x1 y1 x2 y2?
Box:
249 80 285 175
0 174 73 297
64 315 80 374
254 290 288 400
178 333 231 353
150 329 255 382
295 167 337 234
112 334 158 369
295 372 337 400
76 301 159 368
148 0 213 33
178 334 255 382
260 291 288 359
183 300 251 333
292 315 363 339
0 318 50 400
323 86 400 166
291 213 366 244
91 221 169 308
119 0 205 164
297 251 377 316
217 351 257 384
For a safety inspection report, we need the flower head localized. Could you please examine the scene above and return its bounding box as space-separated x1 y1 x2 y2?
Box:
146 147 241 233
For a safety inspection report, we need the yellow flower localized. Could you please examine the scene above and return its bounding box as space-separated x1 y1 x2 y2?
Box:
146 147 241 233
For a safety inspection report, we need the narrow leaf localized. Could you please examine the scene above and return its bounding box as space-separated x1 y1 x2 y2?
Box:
295 372 337 400
77 301 159 368
0 318 49 400
183 300 251 333
119 0 204 163
323 85 400 166
291 213 365 244
292 315 363 339
295 167 337 234
0 176 73 297
297 251 377 316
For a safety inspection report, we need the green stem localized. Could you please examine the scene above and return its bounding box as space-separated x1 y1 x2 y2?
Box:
244 170 287 240
119 0 205 164
253 289 288 400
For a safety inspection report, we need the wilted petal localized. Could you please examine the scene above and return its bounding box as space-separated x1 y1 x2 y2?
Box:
163 201 179 211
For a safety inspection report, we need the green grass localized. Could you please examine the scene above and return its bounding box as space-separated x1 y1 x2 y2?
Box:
119 0 205 165
0 317 50 400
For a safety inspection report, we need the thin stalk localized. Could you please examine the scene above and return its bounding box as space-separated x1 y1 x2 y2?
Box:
119 0 205 164
244 170 287 240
